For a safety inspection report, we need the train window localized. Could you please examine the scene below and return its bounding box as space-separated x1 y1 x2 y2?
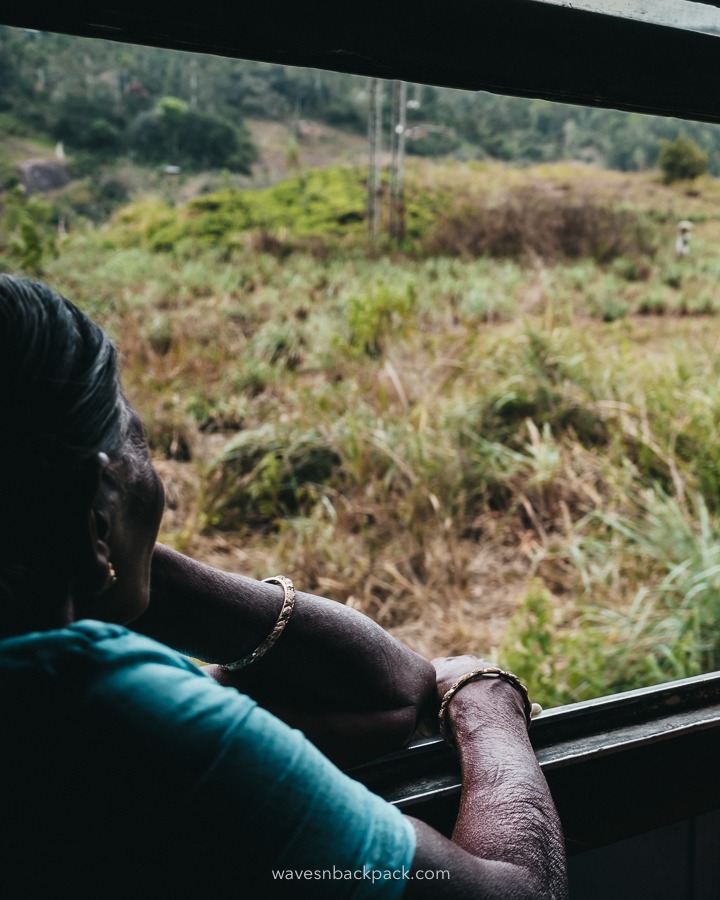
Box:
3 22 720 710
534 0 720 36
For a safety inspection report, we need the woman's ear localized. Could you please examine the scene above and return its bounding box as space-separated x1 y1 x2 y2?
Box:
73 452 117 596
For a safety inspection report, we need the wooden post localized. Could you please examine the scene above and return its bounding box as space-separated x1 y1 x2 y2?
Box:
367 78 377 237
367 77 383 239
389 80 407 242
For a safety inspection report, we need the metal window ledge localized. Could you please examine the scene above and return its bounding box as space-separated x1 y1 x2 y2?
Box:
349 671 720 854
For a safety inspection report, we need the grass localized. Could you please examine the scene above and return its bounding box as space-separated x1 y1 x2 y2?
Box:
6 158 720 704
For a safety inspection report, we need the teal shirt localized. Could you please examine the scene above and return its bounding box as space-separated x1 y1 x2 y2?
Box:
0 620 415 898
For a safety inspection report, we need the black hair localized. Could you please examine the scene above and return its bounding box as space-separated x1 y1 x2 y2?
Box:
0 275 129 599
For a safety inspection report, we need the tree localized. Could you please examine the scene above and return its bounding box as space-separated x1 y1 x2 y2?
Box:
658 135 708 184
128 98 256 172
51 96 126 155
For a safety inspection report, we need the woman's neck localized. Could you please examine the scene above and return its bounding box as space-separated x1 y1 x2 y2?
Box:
0 586 74 640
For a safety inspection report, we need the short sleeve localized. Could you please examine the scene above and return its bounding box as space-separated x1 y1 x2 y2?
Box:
77 623 417 897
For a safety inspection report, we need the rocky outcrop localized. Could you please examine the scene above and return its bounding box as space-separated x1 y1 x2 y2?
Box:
18 160 69 195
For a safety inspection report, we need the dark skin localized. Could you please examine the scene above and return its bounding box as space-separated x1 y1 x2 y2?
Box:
8 409 566 898
135 551 567 896
133 543 438 767
406 656 567 899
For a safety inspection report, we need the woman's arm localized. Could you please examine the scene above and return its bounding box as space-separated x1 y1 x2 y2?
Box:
130 543 437 766
404 656 567 899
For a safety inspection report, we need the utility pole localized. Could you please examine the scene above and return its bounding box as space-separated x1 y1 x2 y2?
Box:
367 77 383 239
189 57 198 109
389 80 407 242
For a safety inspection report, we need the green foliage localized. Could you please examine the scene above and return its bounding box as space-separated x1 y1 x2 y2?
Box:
661 263 684 289
157 96 189 122
8 24 720 177
462 331 609 451
0 188 57 273
589 295 630 323
251 320 305 369
502 490 720 706
611 493 720 672
610 256 652 282
129 98 256 172
51 96 125 155
460 286 516 323
0 149 19 191
113 166 367 250
658 136 708 184
346 283 416 356
204 425 341 530
501 582 607 706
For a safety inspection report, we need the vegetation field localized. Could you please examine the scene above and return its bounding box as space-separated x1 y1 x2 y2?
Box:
6 154 720 709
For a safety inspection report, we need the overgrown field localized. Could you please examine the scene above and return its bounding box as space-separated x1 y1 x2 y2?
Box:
13 159 720 707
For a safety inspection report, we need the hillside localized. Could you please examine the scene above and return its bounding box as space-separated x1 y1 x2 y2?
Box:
5 22 720 183
7 154 718 708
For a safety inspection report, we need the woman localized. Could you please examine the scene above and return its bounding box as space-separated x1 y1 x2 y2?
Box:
0 274 567 898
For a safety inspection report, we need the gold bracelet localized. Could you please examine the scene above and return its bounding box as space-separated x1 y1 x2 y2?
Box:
438 666 540 748
220 576 296 671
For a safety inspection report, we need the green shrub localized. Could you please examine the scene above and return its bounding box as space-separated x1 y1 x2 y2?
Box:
346 283 416 356
1 188 57 274
51 96 125 156
637 294 668 315
129 97 257 172
598 492 720 677
204 425 341 530
590 296 630 322
661 264 684 289
501 582 608 706
611 256 652 282
658 136 708 184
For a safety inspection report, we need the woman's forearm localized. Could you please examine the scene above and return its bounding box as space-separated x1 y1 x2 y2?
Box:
132 544 436 754
406 676 566 899
450 679 566 891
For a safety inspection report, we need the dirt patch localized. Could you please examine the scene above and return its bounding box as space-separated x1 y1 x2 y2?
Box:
245 119 369 186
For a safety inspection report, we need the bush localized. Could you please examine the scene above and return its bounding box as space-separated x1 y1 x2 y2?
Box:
204 425 341 530
51 96 126 156
129 98 257 172
425 186 657 263
346 283 416 356
1 188 57 273
658 136 708 184
118 167 368 251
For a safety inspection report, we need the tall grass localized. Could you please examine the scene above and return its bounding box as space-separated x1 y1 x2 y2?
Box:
15 158 720 701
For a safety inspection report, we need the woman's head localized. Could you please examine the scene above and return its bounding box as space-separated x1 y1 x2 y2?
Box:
0 275 126 460
0 275 163 628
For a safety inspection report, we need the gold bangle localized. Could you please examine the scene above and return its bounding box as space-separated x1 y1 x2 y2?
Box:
438 666 540 748
220 576 296 671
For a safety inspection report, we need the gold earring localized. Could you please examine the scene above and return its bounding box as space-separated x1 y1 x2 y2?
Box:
108 562 118 585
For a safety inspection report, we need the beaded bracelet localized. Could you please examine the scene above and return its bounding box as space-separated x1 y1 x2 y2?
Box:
438 666 540 748
219 576 296 671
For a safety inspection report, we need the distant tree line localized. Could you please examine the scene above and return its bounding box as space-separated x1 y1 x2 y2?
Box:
2 25 720 175
0 28 257 173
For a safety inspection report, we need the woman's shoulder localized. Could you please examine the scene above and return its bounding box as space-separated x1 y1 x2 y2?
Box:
0 618 204 686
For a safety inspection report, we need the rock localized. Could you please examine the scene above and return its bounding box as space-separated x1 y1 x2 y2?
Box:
18 160 69 195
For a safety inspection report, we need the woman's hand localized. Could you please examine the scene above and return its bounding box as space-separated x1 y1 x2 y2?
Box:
431 654 500 697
